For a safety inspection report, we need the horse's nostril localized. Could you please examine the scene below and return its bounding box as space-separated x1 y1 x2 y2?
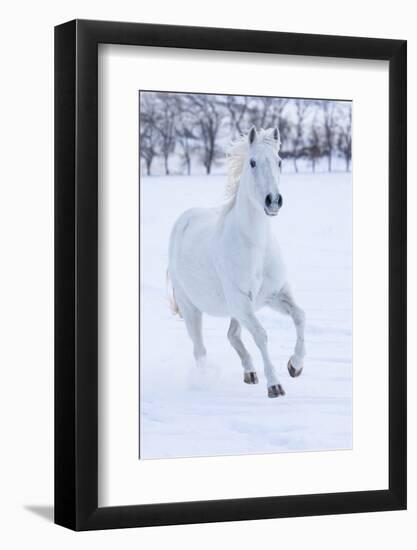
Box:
265 193 282 208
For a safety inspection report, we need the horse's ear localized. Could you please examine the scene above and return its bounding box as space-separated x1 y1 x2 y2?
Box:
272 127 281 149
273 127 280 142
248 126 257 145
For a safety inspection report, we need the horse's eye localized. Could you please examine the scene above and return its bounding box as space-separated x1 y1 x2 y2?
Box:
278 160 282 169
250 159 256 168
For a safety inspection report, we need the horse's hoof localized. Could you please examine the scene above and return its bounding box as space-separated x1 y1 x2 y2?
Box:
287 360 303 378
244 372 259 384
267 384 285 398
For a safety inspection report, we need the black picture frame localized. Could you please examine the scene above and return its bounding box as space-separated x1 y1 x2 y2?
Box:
55 19 407 531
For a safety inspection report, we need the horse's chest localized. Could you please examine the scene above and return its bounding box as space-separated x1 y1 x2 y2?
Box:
218 232 268 302
236 256 265 301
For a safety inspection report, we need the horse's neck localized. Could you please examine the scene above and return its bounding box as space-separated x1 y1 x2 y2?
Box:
232 174 270 250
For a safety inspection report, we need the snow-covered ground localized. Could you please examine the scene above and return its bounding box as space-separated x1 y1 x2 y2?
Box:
140 172 352 459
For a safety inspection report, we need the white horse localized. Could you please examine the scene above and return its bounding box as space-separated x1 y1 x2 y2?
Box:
168 126 306 398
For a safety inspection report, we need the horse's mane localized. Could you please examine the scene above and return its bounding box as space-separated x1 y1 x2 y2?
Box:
222 128 281 216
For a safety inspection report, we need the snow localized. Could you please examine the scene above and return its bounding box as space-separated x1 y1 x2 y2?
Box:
140 171 352 459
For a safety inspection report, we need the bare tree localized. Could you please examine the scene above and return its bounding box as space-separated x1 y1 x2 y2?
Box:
302 103 325 172
155 94 177 175
268 98 289 132
321 100 337 172
336 104 352 172
190 94 223 175
290 99 312 172
247 97 273 130
139 93 159 176
173 94 198 175
222 95 248 137
305 123 323 173
139 91 351 176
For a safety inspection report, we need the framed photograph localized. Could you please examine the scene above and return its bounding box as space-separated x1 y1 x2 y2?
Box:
55 19 406 530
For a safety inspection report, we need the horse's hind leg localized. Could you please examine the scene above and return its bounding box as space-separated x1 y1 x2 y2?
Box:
268 283 306 378
174 286 207 367
227 318 258 384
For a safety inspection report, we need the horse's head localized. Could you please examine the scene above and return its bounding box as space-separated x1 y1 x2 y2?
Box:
246 126 283 217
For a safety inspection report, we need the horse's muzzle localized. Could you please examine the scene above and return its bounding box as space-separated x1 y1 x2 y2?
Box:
264 193 282 216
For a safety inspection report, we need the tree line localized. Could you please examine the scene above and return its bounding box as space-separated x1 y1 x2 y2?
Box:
139 92 352 176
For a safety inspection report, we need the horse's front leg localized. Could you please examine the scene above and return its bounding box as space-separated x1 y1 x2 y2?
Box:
267 283 306 377
229 296 284 398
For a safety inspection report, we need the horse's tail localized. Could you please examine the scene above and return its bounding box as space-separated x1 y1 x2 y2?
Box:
166 269 181 317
